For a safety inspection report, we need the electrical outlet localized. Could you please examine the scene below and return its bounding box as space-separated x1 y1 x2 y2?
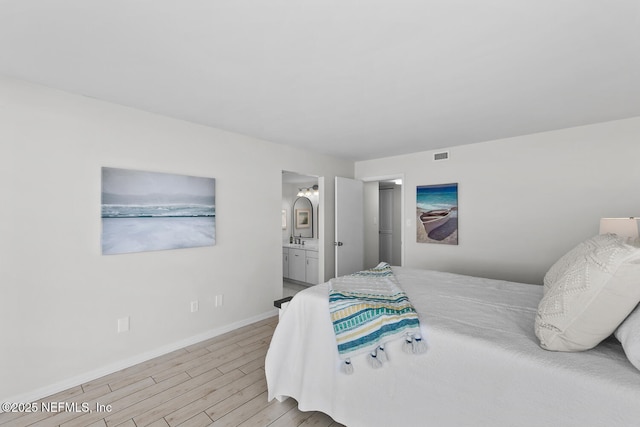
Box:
190 300 199 313
117 316 130 333
215 294 224 307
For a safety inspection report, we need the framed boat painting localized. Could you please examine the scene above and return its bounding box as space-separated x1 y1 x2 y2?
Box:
416 183 458 245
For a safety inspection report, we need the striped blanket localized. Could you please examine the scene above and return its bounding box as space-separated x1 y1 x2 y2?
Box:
329 263 426 373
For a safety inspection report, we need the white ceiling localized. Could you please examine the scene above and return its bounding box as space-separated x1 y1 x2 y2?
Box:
1 1 639 161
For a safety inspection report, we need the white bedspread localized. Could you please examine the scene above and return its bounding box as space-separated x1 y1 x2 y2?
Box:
265 268 640 427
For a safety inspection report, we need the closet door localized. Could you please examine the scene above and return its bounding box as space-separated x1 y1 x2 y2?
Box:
379 188 393 264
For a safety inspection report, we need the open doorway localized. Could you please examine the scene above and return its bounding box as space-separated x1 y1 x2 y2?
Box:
379 180 402 265
282 171 321 298
363 177 403 269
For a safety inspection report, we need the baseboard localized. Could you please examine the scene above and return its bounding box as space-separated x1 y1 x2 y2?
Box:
4 309 278 405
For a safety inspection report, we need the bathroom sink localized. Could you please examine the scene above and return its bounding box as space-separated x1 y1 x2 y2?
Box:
284 243 318 250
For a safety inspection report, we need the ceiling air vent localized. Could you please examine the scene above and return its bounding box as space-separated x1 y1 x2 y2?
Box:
433 151 450 161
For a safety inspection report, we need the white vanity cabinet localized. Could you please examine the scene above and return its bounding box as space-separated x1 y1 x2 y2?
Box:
283 245 319 284
305 250 319 285
288 248 307 282
283 247 289 279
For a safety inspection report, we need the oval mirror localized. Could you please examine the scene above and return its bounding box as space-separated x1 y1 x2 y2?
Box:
292 197 313 238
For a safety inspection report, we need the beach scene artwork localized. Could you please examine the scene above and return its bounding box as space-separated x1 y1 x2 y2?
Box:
416 183 458 245
101 167 216 255
296 209 310 228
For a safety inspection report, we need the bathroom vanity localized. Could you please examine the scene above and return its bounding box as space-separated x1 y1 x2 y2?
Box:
282 244 319 285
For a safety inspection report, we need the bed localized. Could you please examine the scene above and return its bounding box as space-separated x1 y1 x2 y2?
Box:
265 264 640 427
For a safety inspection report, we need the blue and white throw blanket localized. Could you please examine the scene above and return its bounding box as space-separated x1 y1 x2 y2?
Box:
329 263 426 373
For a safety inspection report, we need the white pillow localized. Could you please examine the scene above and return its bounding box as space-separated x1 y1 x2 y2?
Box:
615 304 640 371
543 234 617 295
535 234 640 352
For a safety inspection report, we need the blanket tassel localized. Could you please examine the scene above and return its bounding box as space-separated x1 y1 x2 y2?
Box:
368 350 383 369
412 335 427 354
341 358 354 375
402 335 414 354
402 334 427 354
376 345 388 363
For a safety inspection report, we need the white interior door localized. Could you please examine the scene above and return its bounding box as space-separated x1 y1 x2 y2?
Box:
335 177 364 277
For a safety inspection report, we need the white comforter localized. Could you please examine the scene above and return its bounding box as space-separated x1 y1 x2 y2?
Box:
265 268 640 427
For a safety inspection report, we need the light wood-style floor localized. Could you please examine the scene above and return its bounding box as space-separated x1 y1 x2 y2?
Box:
0 316 345 427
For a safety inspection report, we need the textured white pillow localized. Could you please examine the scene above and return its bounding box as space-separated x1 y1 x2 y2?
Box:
615 304 640 371
543 234 617 295
536 234 640 351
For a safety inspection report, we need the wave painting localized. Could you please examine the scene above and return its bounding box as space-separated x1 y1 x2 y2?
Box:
101 167 216 255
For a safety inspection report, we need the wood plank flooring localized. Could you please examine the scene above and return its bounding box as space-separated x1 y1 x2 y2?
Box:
0 316 345 427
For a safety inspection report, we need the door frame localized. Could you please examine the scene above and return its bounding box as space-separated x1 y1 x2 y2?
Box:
361 174 405 267
282 170 324 285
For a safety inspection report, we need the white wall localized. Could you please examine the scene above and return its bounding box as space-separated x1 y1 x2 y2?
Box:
0 77 353 401
356 117 640 284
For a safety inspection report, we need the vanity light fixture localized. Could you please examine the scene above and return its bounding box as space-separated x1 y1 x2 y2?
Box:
297 184 319 197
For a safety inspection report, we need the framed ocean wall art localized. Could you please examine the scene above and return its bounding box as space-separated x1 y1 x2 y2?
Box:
101 167 216 255
416 183 458 245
